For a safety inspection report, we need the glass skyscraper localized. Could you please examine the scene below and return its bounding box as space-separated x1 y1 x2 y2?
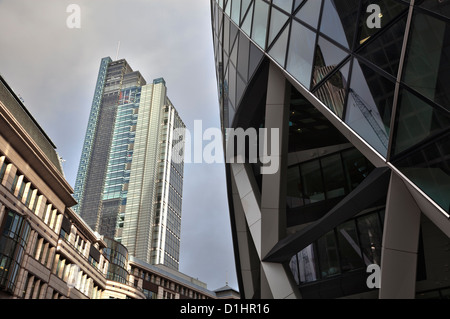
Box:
74 58 185 270
211 0 450 299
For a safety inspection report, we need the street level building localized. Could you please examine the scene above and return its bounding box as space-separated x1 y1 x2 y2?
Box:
210 0 450 299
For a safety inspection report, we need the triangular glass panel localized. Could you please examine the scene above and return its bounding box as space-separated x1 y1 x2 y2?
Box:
237 32 250 81
230 35 239 68
312 36 349 87
241 1 254 36
296 0 322 29
273 0 293 13
357 0 408 47
240 0 252 24
248 42 264 81
320 0 359 49
230 21 239 53
313 60 351 119
268 7 289 47
231 0 241 25
268 23 290 68
358 15 407 78
236 74 246 107
225 0 231 17
268 8 288 46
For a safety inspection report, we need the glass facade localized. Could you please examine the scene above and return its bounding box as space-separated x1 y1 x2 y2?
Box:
212 0 450 217
103 237 129 284
0 210 31 293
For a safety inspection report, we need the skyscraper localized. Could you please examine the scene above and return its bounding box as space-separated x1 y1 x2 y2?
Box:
210 0 450 299
74 57 185 270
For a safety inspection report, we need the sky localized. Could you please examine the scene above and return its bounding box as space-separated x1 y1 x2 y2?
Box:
0 0 238 292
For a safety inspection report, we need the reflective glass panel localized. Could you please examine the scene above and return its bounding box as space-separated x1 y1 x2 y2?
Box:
231 0 241 24
286 20 316 88
241 1 253 36
403 11 450 112
268 23 289 67
313 61 350 119
296 244 318 283
345 59 395 157
273 0 293 13
241 0 252 23
320 0 359 49
268 6 289 46
296 0 322 29
313 36 349 87
251 0 270 49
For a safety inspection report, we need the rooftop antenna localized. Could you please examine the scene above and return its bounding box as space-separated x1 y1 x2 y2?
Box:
115 41 121 61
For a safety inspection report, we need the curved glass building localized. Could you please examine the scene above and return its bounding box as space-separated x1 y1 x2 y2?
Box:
210 0 450 299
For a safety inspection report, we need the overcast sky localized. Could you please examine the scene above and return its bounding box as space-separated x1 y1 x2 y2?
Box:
0 0 238 292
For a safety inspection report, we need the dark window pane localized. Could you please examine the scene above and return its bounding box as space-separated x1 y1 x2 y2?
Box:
336 220 366 272
357 213 382 265
342 148 373 192
317 230 340 278
403 12 450 111
345 59 395 157
392 88 450 155
358 14 407 77
394 132 450 214
287 165 303 208
300 160 325 203
321 153 346 199
417 0 450 20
